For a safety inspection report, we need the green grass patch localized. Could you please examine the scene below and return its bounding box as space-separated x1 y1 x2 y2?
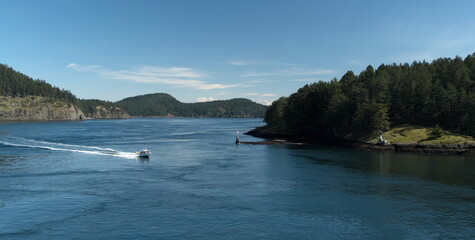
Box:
365 124 475 145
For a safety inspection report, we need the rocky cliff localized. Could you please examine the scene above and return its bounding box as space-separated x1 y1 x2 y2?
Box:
85 105 130 119
0 96 85 121
77 99 130 119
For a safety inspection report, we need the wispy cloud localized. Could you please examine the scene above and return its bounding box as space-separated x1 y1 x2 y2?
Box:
196 97 216 102
67 63 242 90
228 60 268 66
241 68 336 77
67 63 101 71
244 92 276 97
228 60 301 66
247 79 271 83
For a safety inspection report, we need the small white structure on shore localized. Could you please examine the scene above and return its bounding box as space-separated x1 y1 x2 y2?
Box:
235 131 240 144
378 130 389 145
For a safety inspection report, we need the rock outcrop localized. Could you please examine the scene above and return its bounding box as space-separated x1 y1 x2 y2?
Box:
245 126 475 155
0 96 85 121
85 105 130 119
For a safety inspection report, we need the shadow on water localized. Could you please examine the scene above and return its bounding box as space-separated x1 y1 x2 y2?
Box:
136 157 150 164
0 155 23 167
285 144 475 189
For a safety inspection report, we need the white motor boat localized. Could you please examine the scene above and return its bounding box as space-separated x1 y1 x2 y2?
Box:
137 149 151 158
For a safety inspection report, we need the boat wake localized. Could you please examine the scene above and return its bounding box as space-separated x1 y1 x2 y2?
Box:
0 137 137 159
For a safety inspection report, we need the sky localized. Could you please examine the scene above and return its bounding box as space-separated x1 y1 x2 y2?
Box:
1 0 475 105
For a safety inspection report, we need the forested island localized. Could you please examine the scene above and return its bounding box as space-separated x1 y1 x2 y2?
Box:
0 64 266 120
117 93 267 118
248 53 475 153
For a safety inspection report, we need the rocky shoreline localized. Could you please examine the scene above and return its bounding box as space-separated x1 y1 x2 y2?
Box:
245 126 475 155
0 96 131 121
0 96 85 121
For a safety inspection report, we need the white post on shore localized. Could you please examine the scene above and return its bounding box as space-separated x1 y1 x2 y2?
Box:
235 131 240 144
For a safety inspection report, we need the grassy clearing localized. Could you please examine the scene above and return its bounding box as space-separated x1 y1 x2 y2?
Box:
366 124 475 145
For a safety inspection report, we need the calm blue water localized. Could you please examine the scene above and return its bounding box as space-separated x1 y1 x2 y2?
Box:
1 118 475 239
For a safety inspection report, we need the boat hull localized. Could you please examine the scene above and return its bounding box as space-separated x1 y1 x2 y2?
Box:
139 153 150 158
137 150 151 158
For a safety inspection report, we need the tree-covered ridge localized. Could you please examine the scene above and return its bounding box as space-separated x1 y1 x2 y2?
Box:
117 93 182 116
190 98 266 118
265 53 475 137
117 93 267 118
0 64 77 103
0 64 128 118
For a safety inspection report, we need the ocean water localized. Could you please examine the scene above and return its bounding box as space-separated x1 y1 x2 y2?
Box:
0 118 474 239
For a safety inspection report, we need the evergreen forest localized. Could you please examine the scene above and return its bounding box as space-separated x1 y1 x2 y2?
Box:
117 93 267 118
0 64 77 104
264 53 475 137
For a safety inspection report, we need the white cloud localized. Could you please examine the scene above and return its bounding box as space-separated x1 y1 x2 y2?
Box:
196 97 216 102
241 68 336 77
257 99 274 106
67 63 242 90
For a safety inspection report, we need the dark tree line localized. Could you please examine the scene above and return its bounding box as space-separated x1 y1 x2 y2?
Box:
265 53 475 136
0 64 77 104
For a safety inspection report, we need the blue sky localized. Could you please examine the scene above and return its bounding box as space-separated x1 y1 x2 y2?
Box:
1 0 475 104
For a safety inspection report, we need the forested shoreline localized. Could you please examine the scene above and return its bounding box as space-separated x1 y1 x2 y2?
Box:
264 53 475 138
0 64 266 120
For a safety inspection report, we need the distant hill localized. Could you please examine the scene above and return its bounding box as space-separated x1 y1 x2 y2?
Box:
117 93 267 118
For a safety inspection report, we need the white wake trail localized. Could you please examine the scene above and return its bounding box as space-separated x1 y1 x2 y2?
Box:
0 137 137 159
